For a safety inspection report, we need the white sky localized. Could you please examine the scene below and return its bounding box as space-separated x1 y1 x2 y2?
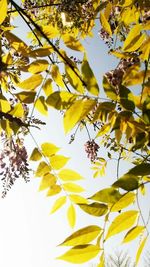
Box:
0 5 149 267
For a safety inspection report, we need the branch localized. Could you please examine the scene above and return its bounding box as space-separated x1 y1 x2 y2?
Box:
8 3 61 13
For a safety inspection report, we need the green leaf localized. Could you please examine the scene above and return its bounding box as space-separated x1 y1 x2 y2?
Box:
30 148 42 161
111 192 135 212
60 225 102 246
78 203 108 217
63 183 84 193
15 91 36 103
17 74 43 90
81 54 99 96
64 99 96 134
27 59 49 74
39 173 56 191
123 226 145 243
50 196 67 214
57 244 100 263
35 161 51 177
90 188 122 204
58 169 83 181
0 0 7 25
105 210 139 240
67 204 76 228
41 142 60 157
112 176 139 191
136 236 147 265
46 91 76 110
50 155 70 170
35 96 48 116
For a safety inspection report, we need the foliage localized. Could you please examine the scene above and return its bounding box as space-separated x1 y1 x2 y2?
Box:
0 0 150 266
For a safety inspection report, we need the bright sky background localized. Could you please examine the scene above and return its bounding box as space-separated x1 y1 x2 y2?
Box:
0 4 149 267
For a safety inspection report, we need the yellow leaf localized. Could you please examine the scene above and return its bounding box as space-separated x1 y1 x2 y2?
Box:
2 52 13 65
43 78 53 96
121 6 139 25
136 236 147 265
105 210 139 240
60 225 102 246
81 54 99 96
123 24 142 51
57 244 100 263
15 91 36 103
17 74 43 90
0 0 7 25
0 95 11 113
50 196 67 214
64 99 96 134
123 226 145 243
63 34 84 52
42 24 59 39
61 12 73 27
46 91 76 110
39 173 56 191
63 183 84 193
28 47 53 57
123 70 150 86
50 155 70 170
30 148 42 161
65 65 85 93
124 34 145 52
96 123 111 137
4 32 28 55
35 96 48 116
58 169 83 181
111 192 135 212
140 36 150 61
67 204 76 228
104 2 112 20
35 161 51 177
100 12 112 36
97 253 105 267
51 65 64 88
47 184 61 196
69 194 88 204
9 103 24 118
41 142 60 157
27 60 49 74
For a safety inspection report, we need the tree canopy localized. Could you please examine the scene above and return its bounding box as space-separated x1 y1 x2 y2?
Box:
0 0 150 266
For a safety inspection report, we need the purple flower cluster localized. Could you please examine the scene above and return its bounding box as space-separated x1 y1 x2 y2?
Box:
84 140 99 162
0 136 30 198
105 56 139 88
